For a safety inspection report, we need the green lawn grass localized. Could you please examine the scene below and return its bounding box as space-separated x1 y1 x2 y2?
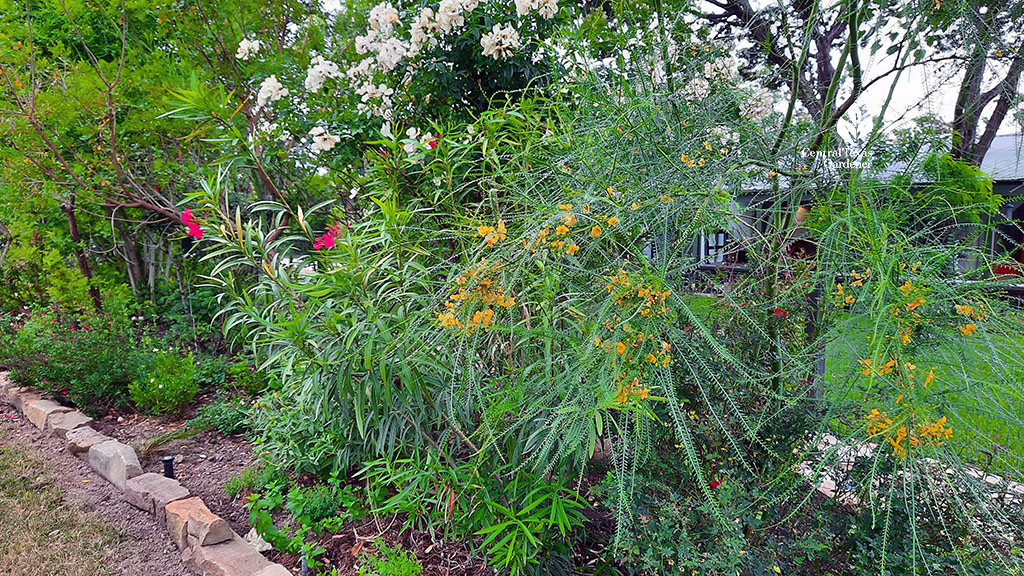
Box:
825 314 1024 475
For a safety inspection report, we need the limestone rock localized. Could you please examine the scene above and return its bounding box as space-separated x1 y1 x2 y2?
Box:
181 534 273 576
124 472 190 523
188 505 234 546
87 440 142 491
165 497 209 551
24 399 72 430
251 564 291 576
47 410 94 438
9 387 43 412
66 426 111 455
244 527 272 554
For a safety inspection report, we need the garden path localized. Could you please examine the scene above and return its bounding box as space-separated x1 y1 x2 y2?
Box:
0 404 195 576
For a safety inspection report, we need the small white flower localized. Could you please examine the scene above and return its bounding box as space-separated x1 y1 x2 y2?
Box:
740 87 773 121
480 23 521 60
309 126 340 154
436 0 466 33
682 77 710 101
235 37 261 60
304 56 342 93
256 75 289 107
348 187 359 199
703 57 736 84
368 2 401 36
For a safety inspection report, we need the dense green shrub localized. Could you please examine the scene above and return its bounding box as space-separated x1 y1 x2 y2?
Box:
129 351 198 414
1 298 145 414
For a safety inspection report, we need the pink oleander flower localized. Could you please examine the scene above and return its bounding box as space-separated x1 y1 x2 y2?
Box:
182 209 204 239
313 222 342 250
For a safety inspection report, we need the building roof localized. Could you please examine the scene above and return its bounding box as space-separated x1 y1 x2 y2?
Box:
979 134 1024 182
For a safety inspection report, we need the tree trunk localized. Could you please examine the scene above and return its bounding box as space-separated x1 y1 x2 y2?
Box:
64 193 103 312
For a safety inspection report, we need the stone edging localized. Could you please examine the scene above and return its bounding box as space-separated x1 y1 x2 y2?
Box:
0 371 289 576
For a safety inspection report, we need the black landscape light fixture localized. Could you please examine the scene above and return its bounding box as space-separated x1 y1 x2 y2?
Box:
161 455 175 479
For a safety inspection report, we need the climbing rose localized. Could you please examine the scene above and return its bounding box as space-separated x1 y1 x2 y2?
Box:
709 479 722 490
774 307 787 317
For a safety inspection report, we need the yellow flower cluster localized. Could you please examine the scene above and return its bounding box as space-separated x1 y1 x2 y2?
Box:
865 409 954 459
606 269 672 319
477 220 507 247
592 270 677 406
523 203 620 257
437 260 515 333
615 374 650 403
679 153 707 168
954 301 985 336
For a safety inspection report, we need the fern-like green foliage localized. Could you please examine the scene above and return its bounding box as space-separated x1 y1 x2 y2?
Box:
184 50 1024 576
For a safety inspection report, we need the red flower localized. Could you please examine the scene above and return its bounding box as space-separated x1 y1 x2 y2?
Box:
313 222 342 250
427 139 438 149
186 222 203 239
709 479 722 490
774 307 788 317
182 209 203 239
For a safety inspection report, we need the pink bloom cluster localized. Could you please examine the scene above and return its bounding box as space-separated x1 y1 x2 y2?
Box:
182 209 203 239
313 222 342 250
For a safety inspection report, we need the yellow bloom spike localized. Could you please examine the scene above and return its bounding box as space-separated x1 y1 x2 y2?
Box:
959 323 977 336
477 225 494 238
615 341 626 354
558 203 572 210
556 225 569 236
607 216 619 226
590 225 603 238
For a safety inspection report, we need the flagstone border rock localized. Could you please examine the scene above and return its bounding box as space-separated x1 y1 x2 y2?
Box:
0 371 291 576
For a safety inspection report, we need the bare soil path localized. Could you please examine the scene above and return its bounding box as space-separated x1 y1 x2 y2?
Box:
0 405 195 576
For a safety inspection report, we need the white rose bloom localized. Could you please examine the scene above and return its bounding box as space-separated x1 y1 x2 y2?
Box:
367 2 401 36
436 0 465 33
304 56 342 93
704 57 736 83
514 0 557 18
480 23 521 60
355 30 381 55
461 0 481 10
235 38 261 60
309 126 340 154
256 75 289 107
409 8 436 55
375 38 408 72
683 77 710 101
536 0 558 18
514 0 531 16
347 58 374 81
740 88 773 121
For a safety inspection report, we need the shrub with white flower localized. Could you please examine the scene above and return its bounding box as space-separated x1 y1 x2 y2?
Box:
309 126 340 154
304 56 342 93
703 57 736 84
236 37 261 60
480 23 522 60
256 75 289 107
740 87 773 121
683 77 710 101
